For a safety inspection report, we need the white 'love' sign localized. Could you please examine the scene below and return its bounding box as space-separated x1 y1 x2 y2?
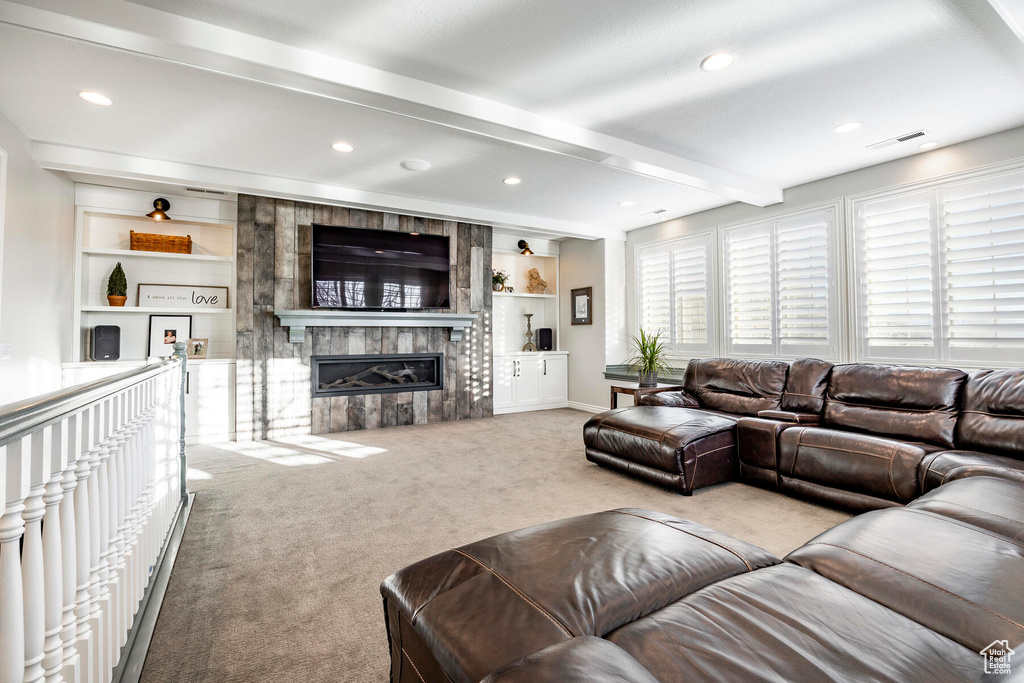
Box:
138 283 230 309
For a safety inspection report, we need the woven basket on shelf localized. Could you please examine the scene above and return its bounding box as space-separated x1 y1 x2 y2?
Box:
129 230 192 254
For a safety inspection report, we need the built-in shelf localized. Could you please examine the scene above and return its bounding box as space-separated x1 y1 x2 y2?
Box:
493 292 556 299
82 247 233 263
81 306 233 315
274 310 479 343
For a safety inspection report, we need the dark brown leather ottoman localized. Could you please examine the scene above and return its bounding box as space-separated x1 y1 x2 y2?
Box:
583 407 737 495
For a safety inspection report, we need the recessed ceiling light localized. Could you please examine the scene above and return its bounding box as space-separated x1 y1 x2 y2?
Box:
503 177 521 185
401 159 431 171
619 200 635 207
331 141 354 153
79 91 112 106
919 141 939 150
833 121 863 134
700 53 736 72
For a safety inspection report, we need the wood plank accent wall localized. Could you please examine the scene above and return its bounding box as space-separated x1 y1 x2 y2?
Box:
236 194 493 438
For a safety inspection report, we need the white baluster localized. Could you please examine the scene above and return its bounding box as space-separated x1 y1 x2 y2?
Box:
24 428 51 683
104 394 124 655
59 414 80 683
1 439 29 683
73 405 95 683
86 403 107 683
42 419 69 683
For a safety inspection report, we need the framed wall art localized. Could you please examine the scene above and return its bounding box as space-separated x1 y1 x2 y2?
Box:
186 337 209 359
571 286 592 325
138 283 229 309
148 314 192 357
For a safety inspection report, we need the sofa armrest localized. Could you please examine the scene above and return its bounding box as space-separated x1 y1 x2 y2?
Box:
481 637 660 683
737 418 803 487
757 409 821 424
638 390 699 408
919 450 1024 493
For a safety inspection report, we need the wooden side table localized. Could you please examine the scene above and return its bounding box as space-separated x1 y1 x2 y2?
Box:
609 383 684 409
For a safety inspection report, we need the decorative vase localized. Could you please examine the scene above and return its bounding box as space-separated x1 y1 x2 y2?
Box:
107 295 127 307
493 282 504 292
638 371 658 387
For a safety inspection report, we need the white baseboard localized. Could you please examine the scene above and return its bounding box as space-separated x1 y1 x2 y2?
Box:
494 402 569 415
567 401 607 414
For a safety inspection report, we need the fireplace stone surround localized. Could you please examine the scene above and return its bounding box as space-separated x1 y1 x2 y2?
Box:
236 195 493 438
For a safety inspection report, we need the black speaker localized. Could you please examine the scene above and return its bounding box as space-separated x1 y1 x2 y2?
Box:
538 328 553 351
91 325 121 361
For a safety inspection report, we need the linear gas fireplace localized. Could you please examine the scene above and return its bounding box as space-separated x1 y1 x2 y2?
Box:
311 353 444 398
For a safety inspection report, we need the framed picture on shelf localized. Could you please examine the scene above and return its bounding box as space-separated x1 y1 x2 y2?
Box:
148 315 192 358
186 337 209 359
138 283 229 309
571 286 592 325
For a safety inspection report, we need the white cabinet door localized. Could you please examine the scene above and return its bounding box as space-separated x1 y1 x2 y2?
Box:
185 363 236 442
515 357 544 407
541 356 568 405
493 356 517 410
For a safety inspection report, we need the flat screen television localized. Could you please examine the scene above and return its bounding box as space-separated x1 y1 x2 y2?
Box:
311 224 451 310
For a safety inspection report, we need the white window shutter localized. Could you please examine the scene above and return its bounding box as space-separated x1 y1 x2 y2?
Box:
941 170 1024 364
724 224 774 354
777 211 834 357
672 234 713 355
855 192 937 361
638 244 671 339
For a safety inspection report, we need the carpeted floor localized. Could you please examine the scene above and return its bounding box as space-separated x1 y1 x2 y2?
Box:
140 409 850 683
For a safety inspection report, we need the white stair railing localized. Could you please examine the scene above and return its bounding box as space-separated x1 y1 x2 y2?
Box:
0 349 187 683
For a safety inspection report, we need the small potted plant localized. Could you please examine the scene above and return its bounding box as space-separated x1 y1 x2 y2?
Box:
492 268 509 292
107 262 128 306
625 327 669 387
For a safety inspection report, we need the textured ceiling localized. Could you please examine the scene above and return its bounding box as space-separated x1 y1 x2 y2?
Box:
3 0 1024 235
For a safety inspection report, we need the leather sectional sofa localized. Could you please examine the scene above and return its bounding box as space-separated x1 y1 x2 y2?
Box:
380 358 1024 681
382 475 1024 681
585 358 1024 510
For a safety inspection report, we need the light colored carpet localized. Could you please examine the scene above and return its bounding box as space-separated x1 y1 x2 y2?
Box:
140 409 851 683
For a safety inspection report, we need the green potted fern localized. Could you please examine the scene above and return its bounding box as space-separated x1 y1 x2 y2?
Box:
625 328 669 387
107 262 128 306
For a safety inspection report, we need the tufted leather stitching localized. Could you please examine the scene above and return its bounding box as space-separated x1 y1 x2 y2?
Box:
450 548 574 638
612 509 755 571
802 542 1024 634
915 499 1024 528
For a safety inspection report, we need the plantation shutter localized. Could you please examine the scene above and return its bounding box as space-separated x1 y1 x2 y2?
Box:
638 244 672 339
855 192 938 361
724 224 774 354
777 211 834 356
672 234 714 355
941 170 1024 363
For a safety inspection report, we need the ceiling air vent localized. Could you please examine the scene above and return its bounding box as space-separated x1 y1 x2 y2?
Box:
184 187 227 195
648 208 667 215
867 130 928 150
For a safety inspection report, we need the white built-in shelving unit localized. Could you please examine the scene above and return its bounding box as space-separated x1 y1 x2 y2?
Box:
492 232 567 413
67 184 238 442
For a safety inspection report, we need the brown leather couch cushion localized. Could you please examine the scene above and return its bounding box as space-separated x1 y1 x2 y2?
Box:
919 449 1024 492
606 563 979 682
957 369 1024 458
683 358 789 416
480 637 659 683
381 509 778 682
787 507 1024 652
823 364 966 448
780 358 833 413
909 476 1024 543
756 409 820 423
778 427 942 505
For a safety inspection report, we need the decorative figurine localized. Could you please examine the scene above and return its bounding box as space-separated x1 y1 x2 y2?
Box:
526 268 548 294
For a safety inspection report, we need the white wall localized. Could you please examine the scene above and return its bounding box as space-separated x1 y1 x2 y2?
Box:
560 238 627 411
625 124 1024 350
0 109 75 404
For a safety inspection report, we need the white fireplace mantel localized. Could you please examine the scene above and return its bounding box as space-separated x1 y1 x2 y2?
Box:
274 310 479 343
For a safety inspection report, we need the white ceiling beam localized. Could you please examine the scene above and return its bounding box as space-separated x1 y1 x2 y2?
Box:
987 0 1024 45
32 142 623 240
0 0 783 207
